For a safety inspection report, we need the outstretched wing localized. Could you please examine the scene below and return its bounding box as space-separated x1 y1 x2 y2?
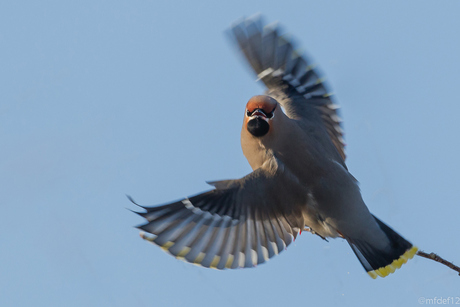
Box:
133 161 307 269
230 16 346 160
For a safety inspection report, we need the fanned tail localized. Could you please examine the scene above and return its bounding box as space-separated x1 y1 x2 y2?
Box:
345 215 417 279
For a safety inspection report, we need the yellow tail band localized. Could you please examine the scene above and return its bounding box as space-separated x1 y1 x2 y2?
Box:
367 246 418 279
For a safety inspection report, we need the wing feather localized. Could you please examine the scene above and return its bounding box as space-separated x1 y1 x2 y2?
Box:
230 16 346 160
133 161 307 269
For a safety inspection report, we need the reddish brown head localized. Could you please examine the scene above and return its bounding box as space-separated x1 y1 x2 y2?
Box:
244 96 278 137
246 95 277 117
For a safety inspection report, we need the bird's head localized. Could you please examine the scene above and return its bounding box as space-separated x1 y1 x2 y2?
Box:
244 95 278 137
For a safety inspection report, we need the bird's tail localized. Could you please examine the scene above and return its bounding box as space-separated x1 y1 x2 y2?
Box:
345 215 417 279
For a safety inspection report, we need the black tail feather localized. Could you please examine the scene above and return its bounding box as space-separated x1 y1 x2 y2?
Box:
346 215 414 275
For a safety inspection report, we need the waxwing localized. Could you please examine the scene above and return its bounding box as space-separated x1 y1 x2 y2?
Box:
131 15 417 278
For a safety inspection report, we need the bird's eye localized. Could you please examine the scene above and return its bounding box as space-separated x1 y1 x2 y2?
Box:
246 109 251 117
266 105 276 119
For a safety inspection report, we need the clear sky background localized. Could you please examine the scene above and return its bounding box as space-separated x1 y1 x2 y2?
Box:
1 1 459 306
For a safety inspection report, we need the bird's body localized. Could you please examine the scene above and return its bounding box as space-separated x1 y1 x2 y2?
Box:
132 16 417 278
241 95 388 248
241 96 348 239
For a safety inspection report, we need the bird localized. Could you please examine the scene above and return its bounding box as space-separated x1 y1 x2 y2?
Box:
131 15 417 279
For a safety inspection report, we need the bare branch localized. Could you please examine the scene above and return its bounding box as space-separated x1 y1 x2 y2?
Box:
417 250 460 276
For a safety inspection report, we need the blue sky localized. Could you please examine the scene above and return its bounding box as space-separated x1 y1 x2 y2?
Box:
1 1 459 306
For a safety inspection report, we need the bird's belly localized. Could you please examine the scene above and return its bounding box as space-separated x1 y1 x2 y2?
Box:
303 192 340 238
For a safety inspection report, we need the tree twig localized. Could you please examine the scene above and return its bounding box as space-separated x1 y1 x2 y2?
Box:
417 250 460 276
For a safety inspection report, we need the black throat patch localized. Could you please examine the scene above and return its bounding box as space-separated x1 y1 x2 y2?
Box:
247 117 269 137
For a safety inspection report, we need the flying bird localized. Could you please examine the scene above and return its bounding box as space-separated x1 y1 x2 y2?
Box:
131 16 417 279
